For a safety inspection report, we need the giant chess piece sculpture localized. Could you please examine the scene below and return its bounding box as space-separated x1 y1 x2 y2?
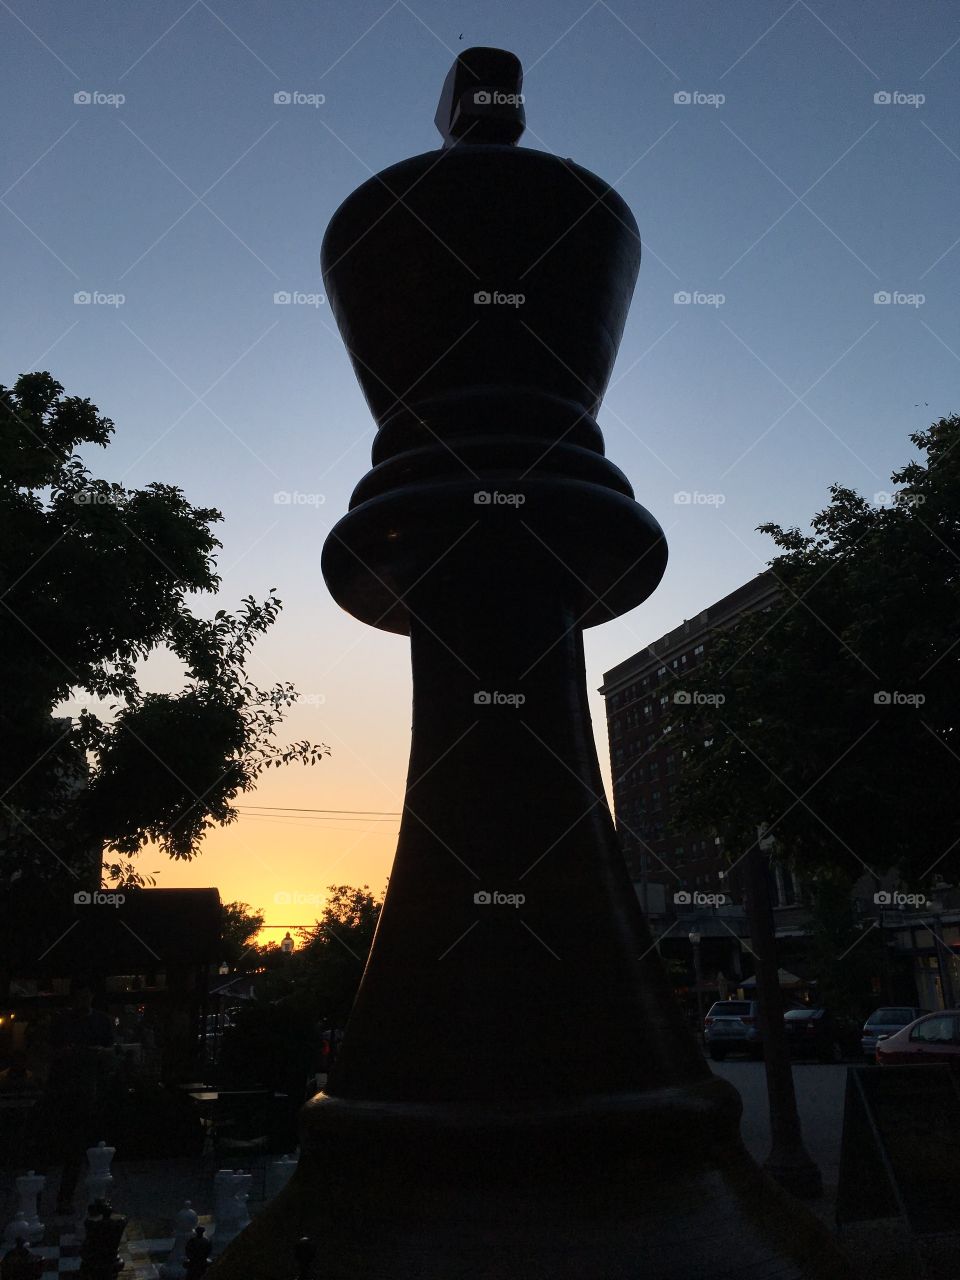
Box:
209 46 854 1279
78 1199 126 1280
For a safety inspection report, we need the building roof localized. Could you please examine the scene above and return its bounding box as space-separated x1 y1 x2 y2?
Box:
599 571 778 694
0 886 222 975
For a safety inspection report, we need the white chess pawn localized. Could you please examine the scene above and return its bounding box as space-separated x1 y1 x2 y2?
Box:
85 1140 116 1204
160 1200 198 1279
2 1215 31 1248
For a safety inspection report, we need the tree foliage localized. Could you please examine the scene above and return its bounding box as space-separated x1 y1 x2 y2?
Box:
219 900 266 965
0 372 329 886
672 415 960 893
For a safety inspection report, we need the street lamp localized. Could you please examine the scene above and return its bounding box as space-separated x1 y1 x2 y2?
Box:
689 930 704 1046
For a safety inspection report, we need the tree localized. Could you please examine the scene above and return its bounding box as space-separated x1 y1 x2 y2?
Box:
670 414 959 1198
219 900 265 966
294 884 383 1025
673 414 960 894
218 885 384 1098
0 372 329 887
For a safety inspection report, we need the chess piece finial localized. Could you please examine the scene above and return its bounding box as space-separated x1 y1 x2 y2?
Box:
434 46 524 147
184 1225 211 1278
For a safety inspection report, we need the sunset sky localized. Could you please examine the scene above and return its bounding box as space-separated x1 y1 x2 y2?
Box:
4 1 958 941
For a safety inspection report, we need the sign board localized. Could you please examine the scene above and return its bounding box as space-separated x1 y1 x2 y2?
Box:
837 1065 960 1236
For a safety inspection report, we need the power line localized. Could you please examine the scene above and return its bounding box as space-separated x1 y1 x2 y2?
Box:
236 805 401 816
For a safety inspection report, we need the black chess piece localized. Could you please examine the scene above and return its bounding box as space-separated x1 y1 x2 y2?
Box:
79 1198 127 1280
184 1225 212 1278
294 1236 316 1280
0 1238 43 1280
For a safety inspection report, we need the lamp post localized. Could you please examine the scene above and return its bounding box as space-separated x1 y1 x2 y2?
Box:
209 47 851 1279
689 929 705 1047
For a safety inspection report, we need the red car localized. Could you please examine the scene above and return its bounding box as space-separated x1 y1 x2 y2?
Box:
875 1009 960 1065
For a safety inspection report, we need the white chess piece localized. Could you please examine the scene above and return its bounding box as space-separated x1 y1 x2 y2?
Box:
212 1169 246 1256
266 1152 298 1200
3 1215 31 1248
85 1140 116 1204
9 1171 44 1244
159 1200 198 1279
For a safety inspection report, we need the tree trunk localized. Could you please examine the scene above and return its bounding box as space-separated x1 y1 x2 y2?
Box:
743 841 822 1199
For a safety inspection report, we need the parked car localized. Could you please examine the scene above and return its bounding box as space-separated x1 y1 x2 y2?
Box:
861 1006 927 1059
783 1006 860 1062
704 1000 763 1060
876 1010 960 1066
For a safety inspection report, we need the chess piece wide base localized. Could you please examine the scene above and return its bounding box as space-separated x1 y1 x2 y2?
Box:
208 1077 854 1280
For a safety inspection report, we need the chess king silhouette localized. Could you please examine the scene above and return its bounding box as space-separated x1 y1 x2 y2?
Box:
209 46 854 1280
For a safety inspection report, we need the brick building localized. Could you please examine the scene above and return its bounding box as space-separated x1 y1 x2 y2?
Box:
599 571 779 922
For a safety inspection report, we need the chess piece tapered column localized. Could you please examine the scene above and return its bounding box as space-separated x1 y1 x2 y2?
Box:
209 46 854 1279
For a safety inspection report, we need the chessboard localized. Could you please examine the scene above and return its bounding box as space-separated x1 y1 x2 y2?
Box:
30 1227 176 1276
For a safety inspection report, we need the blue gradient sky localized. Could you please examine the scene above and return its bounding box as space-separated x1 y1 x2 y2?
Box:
3 1 957 934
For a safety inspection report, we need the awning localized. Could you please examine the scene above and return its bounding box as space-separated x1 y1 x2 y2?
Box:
740 968 808 988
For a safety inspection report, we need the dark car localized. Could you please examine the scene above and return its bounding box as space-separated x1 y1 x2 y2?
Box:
783 1007 859 1063
861 1006 926 1059
876 1010 960 1066
703 1000 762 1060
